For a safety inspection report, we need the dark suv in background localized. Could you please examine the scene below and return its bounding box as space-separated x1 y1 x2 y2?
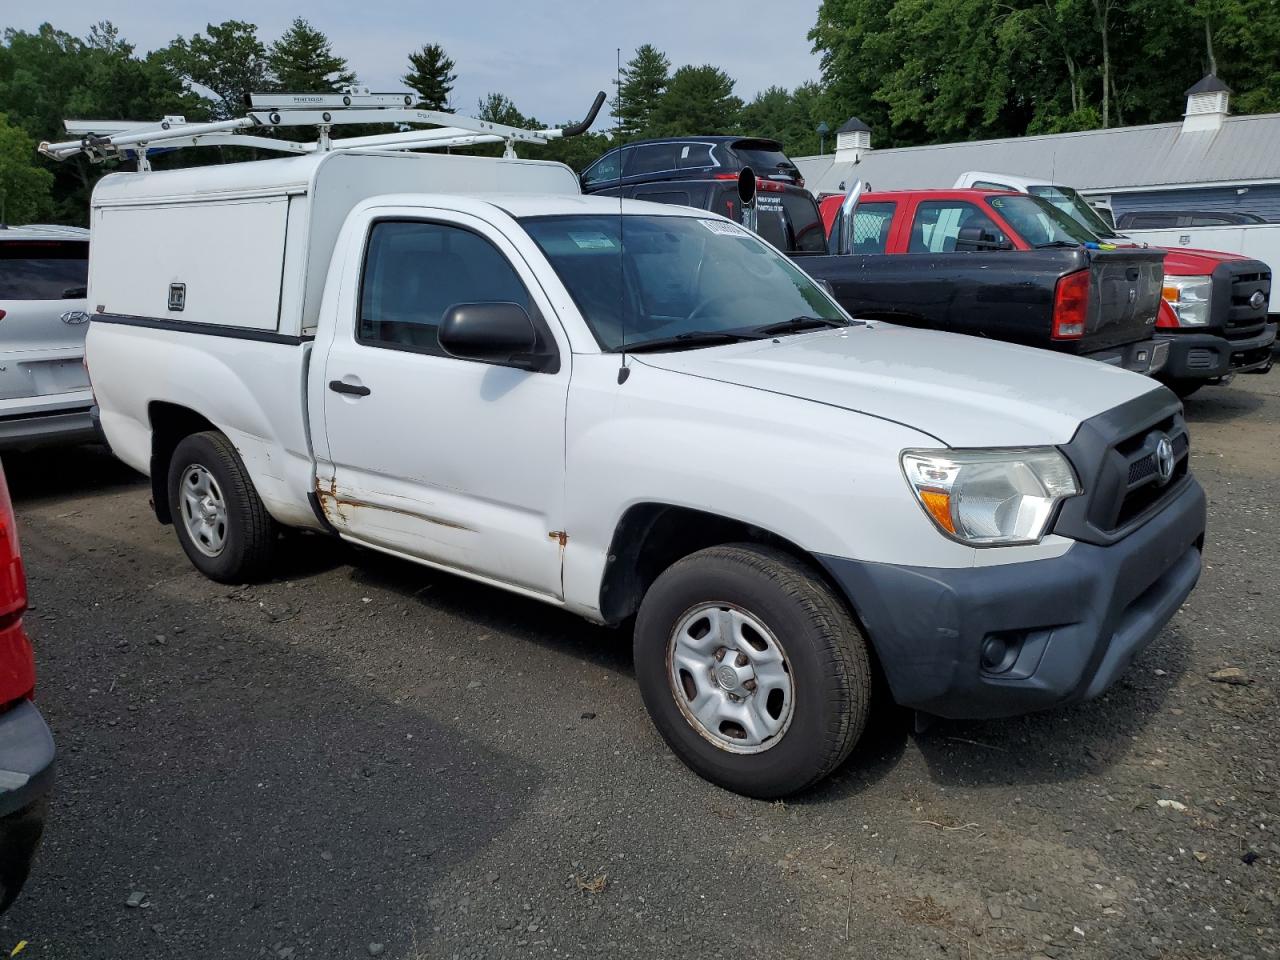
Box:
580 137 802 193
595 178 828 255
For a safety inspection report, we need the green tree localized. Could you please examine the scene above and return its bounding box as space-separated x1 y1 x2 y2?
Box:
0 113 53 223
614 44 670 137
649 65 742 137
476 92 533 128
267 18 355 93
741 82 826 156
403 43 456 111
161 21 269 119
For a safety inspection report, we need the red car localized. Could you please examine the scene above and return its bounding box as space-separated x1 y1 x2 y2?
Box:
0 461 53 912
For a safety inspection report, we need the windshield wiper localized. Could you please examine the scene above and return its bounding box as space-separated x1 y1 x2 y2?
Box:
1033 240 1083 249
748 315 853 336
622 330 767 354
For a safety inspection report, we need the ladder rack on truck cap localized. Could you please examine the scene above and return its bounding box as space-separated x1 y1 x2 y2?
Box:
40 87 606 169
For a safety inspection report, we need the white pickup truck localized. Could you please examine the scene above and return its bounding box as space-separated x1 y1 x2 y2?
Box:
82 148 1206 797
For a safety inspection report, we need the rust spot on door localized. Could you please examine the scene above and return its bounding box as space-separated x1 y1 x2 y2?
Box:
549 531 569 547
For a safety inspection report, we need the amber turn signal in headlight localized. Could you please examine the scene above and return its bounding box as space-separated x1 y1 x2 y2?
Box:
901 448 1080 546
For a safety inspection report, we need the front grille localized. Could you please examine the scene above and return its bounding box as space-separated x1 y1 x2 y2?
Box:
1054 392 1193 546
1105 415 1191 532
1224 264 1271 336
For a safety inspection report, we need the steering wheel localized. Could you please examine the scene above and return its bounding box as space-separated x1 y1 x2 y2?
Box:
685 292 760 326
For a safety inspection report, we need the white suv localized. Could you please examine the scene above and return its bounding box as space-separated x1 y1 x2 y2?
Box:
0 224 96 450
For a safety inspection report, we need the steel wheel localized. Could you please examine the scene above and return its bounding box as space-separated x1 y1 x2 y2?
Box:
667 602 794 754
179 463 228 558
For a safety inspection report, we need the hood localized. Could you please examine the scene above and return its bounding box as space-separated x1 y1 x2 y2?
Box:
1158 247 1250 273
634 324 1161 447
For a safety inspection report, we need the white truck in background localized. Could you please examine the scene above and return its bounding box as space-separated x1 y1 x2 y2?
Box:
52 99 1207 798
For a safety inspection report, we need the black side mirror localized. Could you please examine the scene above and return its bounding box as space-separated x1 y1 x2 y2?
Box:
438 302 550 372
954 226 1012 252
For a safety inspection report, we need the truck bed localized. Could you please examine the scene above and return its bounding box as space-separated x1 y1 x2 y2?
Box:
792 247 1165 357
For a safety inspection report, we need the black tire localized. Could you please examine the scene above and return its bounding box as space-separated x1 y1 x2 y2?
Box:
167 431 278 583
1167 379 1204 399
633 543 871 798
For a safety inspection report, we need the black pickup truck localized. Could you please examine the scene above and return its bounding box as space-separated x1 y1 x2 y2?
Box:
795 188 1170 374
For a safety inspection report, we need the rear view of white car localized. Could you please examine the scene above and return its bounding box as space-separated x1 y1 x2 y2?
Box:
0 225 96 450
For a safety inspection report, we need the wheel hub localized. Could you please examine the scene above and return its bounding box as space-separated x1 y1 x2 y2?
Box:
667 603 794 755
179 463 229 558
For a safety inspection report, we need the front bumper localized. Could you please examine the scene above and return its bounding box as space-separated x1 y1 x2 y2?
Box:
819 478 1206 719
1157 322 1277 381
0 700 55 911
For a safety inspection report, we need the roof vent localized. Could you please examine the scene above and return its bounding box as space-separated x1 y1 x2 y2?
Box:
1182 74 1230 133
835 117 871 162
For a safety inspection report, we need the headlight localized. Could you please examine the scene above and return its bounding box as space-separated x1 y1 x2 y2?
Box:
901 448 1080 546
1161 275 1212 326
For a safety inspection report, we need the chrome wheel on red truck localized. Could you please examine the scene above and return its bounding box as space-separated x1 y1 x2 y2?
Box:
634 544 871 798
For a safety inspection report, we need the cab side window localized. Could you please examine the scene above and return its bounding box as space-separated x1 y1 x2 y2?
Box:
358 221 531 356
850 202 897 254
908 201 1004 253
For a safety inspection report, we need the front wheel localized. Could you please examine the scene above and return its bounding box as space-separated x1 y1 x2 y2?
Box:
167 431 278 583
634 544 871 798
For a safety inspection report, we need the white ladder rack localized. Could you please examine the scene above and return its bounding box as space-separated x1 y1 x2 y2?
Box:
40 87 606 171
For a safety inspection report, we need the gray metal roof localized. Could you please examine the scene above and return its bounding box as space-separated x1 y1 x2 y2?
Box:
795 112 1280 196
0 224 89 241
1187 74 1231 95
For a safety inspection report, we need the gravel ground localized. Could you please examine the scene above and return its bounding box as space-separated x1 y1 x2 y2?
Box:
0 375 1276 960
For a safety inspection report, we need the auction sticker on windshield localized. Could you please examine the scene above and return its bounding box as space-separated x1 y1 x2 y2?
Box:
569 232 616 250
700 220 750 237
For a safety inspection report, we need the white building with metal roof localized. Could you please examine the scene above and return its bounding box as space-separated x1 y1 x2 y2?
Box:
795 76 1280 222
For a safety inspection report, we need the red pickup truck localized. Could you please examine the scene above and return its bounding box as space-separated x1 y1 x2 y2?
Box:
802 188 1170 374
818 188 1273 396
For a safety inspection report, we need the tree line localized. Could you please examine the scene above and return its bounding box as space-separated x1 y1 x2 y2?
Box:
810 0 1280 147
3 4 1279 225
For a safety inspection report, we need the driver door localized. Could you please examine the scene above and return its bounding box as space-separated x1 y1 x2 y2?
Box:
313 210 571 600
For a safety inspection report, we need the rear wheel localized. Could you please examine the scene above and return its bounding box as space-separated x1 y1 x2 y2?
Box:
167 431 278 583
633 544 871 798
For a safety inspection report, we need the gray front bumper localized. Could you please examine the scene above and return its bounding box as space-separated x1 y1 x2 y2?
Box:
818 479 1206 719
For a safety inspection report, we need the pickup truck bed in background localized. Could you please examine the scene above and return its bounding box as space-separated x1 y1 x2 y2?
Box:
797 189 1167 373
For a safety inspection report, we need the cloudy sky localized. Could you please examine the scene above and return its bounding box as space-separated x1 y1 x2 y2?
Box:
14 1 826 127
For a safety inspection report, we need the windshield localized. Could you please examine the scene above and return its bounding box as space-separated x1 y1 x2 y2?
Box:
985 194 1100 247
1027 184 1123 239
520 214 847 352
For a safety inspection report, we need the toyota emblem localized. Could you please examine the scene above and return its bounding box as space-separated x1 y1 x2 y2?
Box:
1250 290 1266 310
1154 435 1175 485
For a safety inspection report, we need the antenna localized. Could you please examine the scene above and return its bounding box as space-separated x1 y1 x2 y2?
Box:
616 46 630 385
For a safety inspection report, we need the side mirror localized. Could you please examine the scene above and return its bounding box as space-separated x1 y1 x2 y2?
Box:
438 302 549 372
954 226 1012 252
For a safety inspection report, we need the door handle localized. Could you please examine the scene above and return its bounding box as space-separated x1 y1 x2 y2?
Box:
329 380 371 397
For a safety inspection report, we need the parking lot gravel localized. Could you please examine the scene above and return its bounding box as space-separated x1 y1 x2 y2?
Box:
1 375 1276 959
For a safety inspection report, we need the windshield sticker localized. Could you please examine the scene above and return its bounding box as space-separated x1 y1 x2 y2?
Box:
990 197 1006 208
568 231 616 250
700 219 750 237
